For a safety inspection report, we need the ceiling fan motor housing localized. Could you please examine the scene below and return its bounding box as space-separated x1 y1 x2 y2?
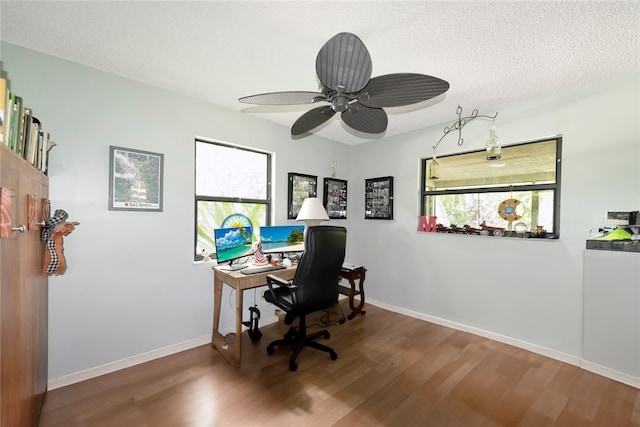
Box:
331 96 349 112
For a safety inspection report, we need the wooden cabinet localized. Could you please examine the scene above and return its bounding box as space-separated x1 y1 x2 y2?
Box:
0 143 49 427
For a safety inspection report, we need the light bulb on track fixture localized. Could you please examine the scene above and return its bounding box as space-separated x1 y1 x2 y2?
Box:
485 120 502 160
428 152 439 180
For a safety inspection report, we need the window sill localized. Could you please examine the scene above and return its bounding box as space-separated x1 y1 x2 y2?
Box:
418 230 559 240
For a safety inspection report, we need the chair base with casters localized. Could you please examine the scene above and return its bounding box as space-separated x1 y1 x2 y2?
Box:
266 311 337 371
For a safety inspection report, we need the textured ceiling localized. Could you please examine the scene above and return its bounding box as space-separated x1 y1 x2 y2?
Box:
1 1 639 145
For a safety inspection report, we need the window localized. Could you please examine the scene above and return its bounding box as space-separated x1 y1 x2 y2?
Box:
195 140 271 260
420 137 562 238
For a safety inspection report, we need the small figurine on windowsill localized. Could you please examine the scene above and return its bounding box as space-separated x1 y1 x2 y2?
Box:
531 225 547 238
201 249 211 262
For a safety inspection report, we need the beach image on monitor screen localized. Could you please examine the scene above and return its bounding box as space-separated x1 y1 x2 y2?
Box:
260 225 305 253
214 226 253 263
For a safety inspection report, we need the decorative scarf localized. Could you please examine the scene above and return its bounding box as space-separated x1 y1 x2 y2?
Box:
41 209 76 276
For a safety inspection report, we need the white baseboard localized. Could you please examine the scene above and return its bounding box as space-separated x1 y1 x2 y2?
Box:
366 297 582 367
48 315 283 391
47 335 212 390
49 300 639 390
581 360 640 389
368 298 640 388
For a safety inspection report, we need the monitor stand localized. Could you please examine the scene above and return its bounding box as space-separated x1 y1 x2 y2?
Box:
220 262 248 271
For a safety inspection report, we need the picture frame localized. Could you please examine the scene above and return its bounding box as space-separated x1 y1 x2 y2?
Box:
365 176 394 220
109 146 164 212
323 178 347 219
288 172 317 219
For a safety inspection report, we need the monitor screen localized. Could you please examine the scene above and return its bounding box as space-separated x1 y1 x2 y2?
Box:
260 225 305 254
214 226 254 264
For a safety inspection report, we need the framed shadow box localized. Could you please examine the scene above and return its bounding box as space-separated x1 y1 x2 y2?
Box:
323 178 347 219
288 172 317 219
365 176 394 220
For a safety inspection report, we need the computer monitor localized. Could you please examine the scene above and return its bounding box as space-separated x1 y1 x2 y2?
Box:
259 225 305 255
214 226 253 266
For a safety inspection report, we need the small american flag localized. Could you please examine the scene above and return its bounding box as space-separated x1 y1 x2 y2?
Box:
254 244 267 264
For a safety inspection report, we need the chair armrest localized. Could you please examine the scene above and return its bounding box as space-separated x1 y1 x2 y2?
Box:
265 274 296 304
266 274 293 288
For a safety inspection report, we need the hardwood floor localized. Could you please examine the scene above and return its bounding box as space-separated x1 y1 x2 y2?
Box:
38 302 640 426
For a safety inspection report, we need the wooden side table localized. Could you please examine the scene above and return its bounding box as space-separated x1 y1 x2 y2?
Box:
338 266 367 320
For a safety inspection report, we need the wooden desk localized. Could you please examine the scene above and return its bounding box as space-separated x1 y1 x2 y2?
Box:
211 265 296 367
338 267 367 320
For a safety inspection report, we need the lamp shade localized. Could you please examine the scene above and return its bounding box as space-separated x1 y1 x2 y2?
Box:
296 197 329 226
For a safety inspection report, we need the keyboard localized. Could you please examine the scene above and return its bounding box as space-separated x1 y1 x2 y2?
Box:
240 265 287 275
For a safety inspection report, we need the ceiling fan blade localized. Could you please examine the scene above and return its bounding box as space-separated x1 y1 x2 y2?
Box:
291 106 336 135
316 32 372 93
341 102 388 134
357 73 450 108
239 91 325 105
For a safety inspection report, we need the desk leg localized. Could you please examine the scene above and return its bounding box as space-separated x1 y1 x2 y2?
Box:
212 277 223 346
211 276 242 367
211 278 224 347
347 270 367 320
233 286 243 366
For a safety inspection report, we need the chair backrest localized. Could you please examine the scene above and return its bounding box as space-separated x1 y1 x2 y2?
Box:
292 226 346 314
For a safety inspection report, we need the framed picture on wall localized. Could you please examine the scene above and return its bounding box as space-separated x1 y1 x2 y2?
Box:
365 176 393 220
288 172 317 219
323 178 347 219
109 146 164 211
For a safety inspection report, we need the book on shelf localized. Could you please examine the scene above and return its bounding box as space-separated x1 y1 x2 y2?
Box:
5 92 15 150
20 110 40 166
21 107 32 158
14 96 24 156
41 132 53 174
36 130 44 170
0 77 6 145
26 116 40 166
7 94 22 154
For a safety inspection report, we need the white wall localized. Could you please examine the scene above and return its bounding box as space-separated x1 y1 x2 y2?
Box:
1 43 356 380
2 42 639 384
348 75 640 362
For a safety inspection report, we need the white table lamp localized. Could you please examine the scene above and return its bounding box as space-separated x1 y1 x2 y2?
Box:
296 197 329 225
296 198 329 241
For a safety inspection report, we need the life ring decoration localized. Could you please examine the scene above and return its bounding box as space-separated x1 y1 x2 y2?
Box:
498 199 524 223
221 213 252 229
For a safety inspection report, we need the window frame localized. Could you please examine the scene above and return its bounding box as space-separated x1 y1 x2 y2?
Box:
419 136 562 238
194 139 272 261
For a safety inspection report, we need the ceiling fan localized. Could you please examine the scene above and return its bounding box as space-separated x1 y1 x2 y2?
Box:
238 32 450 137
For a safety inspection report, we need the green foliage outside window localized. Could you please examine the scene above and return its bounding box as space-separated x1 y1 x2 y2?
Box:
195 140 271 260
421 137 561 237
196 201 267 256
431 190 554 230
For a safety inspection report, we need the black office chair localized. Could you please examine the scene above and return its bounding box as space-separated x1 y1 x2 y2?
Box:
264 226 346 371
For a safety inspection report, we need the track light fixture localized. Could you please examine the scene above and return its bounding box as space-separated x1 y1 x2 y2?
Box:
428 105 500 179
